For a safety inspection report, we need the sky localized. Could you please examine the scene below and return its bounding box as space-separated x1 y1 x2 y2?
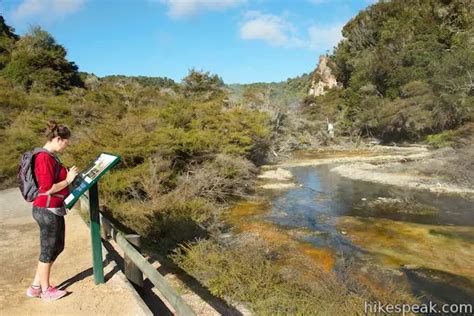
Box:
0 0 377 84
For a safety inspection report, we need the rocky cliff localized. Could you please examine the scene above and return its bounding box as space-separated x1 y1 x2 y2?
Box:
308 55 339 96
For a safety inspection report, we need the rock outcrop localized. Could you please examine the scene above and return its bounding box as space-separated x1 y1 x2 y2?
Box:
308 55 339 96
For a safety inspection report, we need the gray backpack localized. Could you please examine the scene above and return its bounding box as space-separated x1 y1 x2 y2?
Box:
18 148 63 205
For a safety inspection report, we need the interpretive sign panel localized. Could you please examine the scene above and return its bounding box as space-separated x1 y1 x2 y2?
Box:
64 152 121 209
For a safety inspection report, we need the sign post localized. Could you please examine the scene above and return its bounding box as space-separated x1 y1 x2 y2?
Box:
89 182 104 284
64 152 121 285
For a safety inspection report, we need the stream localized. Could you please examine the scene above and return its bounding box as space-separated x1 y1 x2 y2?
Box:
234 163 474 306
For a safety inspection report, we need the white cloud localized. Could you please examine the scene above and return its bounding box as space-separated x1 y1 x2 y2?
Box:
161 0 246 18
307 24 344 52
239 11 303 47
239 11 343 51
11 0 85 22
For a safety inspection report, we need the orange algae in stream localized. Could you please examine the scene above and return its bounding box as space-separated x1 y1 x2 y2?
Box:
336 216 474 279
228 202 336 271
227 201 269 222
298 244 335 272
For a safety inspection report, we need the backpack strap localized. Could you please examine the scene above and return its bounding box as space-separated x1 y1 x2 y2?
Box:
37 193 65 208
33 148 62 182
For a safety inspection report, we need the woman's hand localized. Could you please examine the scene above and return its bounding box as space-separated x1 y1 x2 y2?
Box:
66 166 79 184
44 166 78 195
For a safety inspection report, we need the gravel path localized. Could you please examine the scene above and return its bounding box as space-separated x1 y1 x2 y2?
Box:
0 188 151 315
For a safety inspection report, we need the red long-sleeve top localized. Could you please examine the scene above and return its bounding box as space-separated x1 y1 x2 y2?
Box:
33 152 70 208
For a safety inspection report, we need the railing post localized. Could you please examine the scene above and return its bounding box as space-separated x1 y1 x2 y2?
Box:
89 182 105 284
124 234 144 288
101 213 112 239
99 215 196 315
116 232 196 316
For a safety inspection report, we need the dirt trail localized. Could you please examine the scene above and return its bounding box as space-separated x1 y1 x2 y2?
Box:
0 188 151 315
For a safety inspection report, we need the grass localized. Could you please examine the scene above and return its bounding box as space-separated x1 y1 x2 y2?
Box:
171 236 418 315
425 130 464 148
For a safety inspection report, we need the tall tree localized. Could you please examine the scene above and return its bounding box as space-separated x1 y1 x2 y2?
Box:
0 16 18 70
1 25 83 94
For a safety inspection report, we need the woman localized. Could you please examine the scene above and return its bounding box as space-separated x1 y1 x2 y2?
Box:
26 120 78 301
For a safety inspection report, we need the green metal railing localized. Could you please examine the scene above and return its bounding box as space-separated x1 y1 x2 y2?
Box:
79 194 196 316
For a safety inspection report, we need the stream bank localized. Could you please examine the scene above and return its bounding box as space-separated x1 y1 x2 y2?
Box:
170 145 473 314
238 145 474 306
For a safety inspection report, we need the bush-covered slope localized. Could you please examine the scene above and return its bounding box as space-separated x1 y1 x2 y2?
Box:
304 0 473 142
0 20 272 246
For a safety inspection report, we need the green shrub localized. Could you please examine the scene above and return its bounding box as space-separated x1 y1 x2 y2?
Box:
426 130 464 148
172 238 417 315
182 69 224 101
103 193 212 251
175 154 257 203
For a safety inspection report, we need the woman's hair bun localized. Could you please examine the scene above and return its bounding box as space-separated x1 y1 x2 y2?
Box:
46 120 58 132
45 119 71 141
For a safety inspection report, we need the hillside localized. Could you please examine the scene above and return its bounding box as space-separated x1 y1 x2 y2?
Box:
305 0 473 143
227 72 311 110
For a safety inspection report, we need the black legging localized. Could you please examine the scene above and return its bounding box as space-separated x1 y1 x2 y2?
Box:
32 206 65 263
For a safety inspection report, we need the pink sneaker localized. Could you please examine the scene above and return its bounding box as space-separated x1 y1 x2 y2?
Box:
40 286 67 301
26 285 42 298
